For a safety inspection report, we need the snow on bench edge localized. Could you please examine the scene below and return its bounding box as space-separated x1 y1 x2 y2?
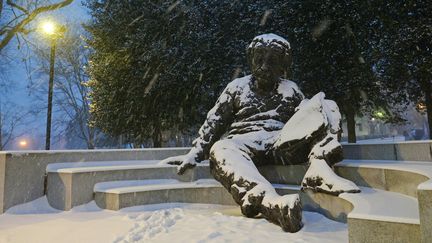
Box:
338 159 432 190
46 160 211 173
340 187 420 225
94 179 223 194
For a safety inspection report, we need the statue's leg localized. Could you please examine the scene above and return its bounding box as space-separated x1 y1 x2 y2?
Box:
273 92 360 195
209 138 303 232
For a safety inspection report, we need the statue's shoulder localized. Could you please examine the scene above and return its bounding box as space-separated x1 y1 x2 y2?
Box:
278 79 304 99
225 75 252 92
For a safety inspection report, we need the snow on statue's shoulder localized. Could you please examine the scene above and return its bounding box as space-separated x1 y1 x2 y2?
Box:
224 75 253 102
212 75 251 105
227 75 251 90
249 33 291 49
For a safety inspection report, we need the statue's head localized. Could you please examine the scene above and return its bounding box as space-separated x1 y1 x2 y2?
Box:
247 34 292 86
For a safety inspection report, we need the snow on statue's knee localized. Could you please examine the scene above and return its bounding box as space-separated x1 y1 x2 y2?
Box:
273 92 329 165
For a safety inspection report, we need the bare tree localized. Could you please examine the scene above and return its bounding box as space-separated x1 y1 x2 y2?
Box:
0 101 29 150
0 0 74 52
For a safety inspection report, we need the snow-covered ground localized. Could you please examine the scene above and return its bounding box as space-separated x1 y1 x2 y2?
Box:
0 197 348 243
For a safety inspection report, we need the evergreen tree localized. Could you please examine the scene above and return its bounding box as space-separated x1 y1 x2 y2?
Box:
86 0 191 146
376 0 432 139
86 0 409 145
282 1 390 143
86 0 300 146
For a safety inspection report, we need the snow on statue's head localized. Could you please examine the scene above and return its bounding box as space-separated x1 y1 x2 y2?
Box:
247 33 292 83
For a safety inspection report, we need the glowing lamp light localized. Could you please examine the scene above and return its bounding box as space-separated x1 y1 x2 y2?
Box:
41 21 57 35
417 102 427 113
19 139 28 147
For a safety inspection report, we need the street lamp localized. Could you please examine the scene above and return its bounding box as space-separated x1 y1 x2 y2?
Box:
39 20 66 150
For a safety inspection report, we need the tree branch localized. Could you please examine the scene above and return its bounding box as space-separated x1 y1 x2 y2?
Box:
6 0 29 14
0 0 74 52
0 0 4 19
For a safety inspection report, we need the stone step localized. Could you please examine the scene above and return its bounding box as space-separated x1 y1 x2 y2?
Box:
93 179 420 242
340 187 420 243
94 179 236 210
93 179 348 221
45 161 306 211
93 179 349 221
46 160 211 210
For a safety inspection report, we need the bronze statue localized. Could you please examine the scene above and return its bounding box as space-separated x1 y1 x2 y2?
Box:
161 33 359 232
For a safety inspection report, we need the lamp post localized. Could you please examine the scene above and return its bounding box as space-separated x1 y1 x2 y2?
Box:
40 21 66 150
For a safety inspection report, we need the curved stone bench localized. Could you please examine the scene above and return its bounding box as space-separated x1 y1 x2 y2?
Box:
45 157 431 242
46 161 211 210
335 160 431 198
336 160 432 243
0 148 190 213
45 162 306 210
94 179 352 222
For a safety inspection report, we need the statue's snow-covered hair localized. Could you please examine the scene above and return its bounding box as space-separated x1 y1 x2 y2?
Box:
247 33 291 54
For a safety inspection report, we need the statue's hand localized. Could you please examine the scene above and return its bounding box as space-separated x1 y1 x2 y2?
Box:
159 154 197 175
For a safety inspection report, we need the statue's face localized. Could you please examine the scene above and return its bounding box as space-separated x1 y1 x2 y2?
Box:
249 45 289 86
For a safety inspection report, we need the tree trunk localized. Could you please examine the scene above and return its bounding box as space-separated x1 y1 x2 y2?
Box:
87 128 95 149
87 140 95 149
424 80 432 139
152 123 162 148
346 108 357 143
117 135 123 148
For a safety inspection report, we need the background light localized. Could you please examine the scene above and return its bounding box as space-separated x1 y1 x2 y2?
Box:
19 139 28 147
41 21 56 35
375 111 384 118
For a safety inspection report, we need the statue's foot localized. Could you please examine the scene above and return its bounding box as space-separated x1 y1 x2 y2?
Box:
302 158 360 195
240 203 261 218
259 194 303 233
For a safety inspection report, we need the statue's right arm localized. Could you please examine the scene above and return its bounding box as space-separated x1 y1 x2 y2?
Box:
188 85 235 162
160 84 235 173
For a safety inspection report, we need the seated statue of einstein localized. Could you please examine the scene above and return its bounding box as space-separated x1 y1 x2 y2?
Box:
161 33 360 233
